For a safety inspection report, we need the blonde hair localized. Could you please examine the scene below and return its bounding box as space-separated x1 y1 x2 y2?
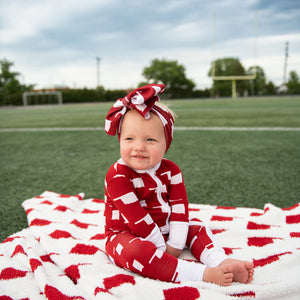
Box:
154 102 177 120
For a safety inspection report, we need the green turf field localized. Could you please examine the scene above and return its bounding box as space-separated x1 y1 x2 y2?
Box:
1 97 300 128
1 96 300 242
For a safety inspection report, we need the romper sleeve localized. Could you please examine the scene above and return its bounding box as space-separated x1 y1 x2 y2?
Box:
106 173 166 251
166 161 189 250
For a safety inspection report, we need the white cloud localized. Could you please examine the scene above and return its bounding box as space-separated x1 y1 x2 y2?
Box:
0 0 115 44
0 0 299 90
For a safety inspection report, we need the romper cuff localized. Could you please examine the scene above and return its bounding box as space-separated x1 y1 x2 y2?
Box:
145 225 166 252
167 221 189 250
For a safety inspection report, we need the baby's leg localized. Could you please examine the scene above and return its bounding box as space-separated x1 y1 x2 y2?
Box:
106 232 178 282
186 218 227 267
106 231 234 285
186 218 253 284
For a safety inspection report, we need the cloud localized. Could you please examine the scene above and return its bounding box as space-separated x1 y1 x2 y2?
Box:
0 0 299 90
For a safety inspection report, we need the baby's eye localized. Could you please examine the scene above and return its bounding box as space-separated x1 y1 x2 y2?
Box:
125 137 133 141
147 138 156 142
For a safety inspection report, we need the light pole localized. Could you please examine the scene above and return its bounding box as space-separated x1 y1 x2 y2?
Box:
283 41 289 85
96 56 101 88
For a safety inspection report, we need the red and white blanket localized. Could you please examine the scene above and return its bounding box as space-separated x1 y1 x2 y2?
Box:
0 191 299 299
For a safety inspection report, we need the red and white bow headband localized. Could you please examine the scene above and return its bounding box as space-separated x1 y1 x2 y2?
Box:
105 84 174 152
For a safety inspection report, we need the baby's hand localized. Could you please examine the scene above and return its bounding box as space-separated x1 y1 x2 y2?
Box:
166 243 182 258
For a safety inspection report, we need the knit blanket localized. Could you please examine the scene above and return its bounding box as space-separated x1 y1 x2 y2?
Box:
0 192 299 300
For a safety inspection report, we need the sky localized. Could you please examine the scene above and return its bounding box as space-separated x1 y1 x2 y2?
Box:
1 0 300 90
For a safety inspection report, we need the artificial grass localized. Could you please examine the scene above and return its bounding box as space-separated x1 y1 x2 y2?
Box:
168 130 300 208
0 131 119 242
1 129 299 242
169 96 300 127
0 103 111 129
1 96 300 129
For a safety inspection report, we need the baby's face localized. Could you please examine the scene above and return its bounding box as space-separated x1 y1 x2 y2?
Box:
120 110 166 170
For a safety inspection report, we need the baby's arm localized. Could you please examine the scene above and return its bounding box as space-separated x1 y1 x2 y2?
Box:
166 221 189 256
166 161 190 254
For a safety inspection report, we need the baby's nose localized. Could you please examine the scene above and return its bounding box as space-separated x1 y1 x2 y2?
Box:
134 140 146 151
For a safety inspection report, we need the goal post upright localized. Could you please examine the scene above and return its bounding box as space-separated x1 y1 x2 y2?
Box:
212 11 258 98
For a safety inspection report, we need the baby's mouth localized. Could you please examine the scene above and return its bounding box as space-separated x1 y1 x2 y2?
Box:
134 155 147 159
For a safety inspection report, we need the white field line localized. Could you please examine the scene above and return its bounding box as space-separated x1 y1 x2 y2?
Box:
174 127 300 131
0 127 104 132
1 127 300 132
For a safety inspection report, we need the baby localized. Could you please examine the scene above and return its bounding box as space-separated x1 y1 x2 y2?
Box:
104 84 254 285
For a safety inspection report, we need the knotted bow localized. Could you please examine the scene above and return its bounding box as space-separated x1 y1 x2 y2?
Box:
104 84 174 152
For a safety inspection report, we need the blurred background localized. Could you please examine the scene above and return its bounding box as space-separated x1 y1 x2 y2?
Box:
1 0 300 105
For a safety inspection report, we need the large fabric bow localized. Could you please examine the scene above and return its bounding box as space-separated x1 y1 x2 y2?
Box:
104 84 174 152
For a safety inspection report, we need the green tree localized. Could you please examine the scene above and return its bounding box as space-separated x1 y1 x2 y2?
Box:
208 57 247 97
264 81 277 95
286 70 300 94
0 58 34 105
141 58 196 98
247 66 266 95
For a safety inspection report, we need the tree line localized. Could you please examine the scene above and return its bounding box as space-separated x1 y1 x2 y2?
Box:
1 58 300 106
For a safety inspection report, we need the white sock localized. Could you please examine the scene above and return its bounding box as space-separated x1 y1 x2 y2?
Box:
200 247 227 268
175 259 207 282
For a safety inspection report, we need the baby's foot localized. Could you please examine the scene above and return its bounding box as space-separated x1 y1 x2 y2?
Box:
221 259 254 283
203 264 233 286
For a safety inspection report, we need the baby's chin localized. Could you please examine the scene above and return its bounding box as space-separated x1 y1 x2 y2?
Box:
127 159 158 171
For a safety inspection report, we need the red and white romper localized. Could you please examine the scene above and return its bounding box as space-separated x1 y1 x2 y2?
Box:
104 158 226 282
